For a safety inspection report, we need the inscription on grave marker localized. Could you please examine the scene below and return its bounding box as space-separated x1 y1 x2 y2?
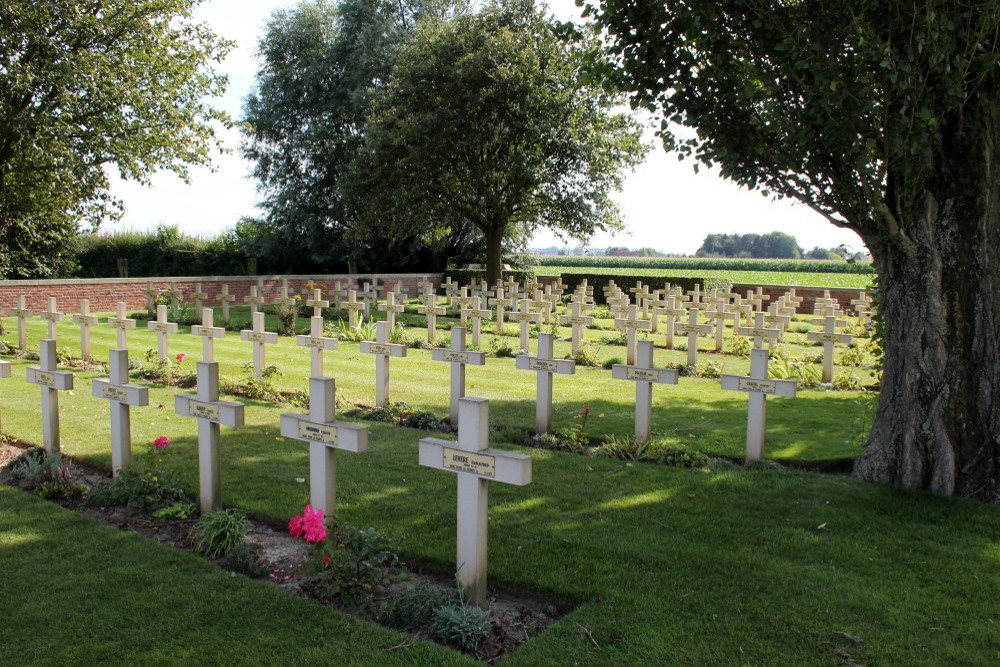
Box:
443 447 496 477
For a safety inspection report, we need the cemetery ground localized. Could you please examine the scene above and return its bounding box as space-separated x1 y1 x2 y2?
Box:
0 305 997 664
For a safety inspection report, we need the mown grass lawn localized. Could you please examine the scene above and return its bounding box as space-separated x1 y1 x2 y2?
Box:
1 308 996 665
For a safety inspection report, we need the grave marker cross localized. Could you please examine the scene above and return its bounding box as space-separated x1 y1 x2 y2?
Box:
807 315 852 382
244 285 265 317
339 289 364 329
508 299 541 352
615 304 651 366
417 290 445 344
721 348 797 461
71 299 100 362
93 348 150 475
360 321 407 406
147 304 179 362
106 302 136 349
558 300 594 355
190 307 226 362
675 307 713 366
515 333 576 433
431 327 487 425
240 311 280 378
297 312 339 378
418 398 531 606
281 376 368 515
10 295 31 351
467 296 491 348
142 281 160 315
612 340 679 443
306 288 330 318
736 311 781 349
38 297 63 341
26 340 74 454
383 292 404 330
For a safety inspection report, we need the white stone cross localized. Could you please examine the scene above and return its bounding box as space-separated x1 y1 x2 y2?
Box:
612 340 679 443
275 285 297 313
360 320 407 406
471 280 494 302
26 339 74 454
559 300 594 356
721 348 797 461
10 295 32 351
339 289 365 329
808 315 852 382
467 296 491 348
241 311 280 379
192 283 209 313
175 356 245 512
508 298 541 352
218 284 236 325
244 285 265 316
306 288 329 318
614 304 651 366
764 302 791 340
490 288 512 335
93 348 150 475
38 297 63 341
675 307 713 366
147 304 179 362
515 333 576 433
418 397 531 606
190 307 226 362
360 281 379 318
707 297 732 352
417 290 445 344
443 277 460 314
142 281 160 315
297 313 339 378
71 299 100 362
737 311 781 349
106 302 136 349
660 296 686 350
383 291 404 331
281 376 368 516
686 284 703 306
432 327 487 425
164 282 183 313
456 287 476 326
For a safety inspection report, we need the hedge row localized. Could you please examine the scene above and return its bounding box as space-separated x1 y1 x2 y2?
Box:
533 255 874 274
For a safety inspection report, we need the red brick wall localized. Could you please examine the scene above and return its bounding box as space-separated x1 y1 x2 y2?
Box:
0 274 443 314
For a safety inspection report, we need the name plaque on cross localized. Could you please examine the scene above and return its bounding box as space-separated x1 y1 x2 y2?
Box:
442 447 496 476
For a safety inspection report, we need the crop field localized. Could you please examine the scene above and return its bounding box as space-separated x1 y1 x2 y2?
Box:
533 265 874 288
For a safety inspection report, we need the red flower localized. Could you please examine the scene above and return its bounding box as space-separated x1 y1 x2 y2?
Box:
153 436 170 449
322 555 331 566
175 353 186 363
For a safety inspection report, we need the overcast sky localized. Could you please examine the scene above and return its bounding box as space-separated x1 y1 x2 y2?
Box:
103 0 866 255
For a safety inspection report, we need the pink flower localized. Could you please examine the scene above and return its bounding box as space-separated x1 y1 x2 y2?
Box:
153 436 170 449
288 504 327 543
175 353 186 363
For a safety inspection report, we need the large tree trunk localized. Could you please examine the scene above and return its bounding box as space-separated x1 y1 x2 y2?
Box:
484 225 505 287
854 101 1000 502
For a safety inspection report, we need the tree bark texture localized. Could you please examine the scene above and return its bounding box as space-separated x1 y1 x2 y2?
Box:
855 100 1000 502
484 225 505 288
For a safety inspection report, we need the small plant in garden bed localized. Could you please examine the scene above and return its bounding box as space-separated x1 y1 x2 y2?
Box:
131 350 196 387
595 435 713 468
488 335 516 358
347 402 450 432
86 436 188 512
602 356 622 370
224 363 283 402
190 508 252 559
567 343 602 367
11 449 85 499
526 403 594 453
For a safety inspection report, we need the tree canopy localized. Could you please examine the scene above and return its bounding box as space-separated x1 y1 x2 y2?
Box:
696 232 802 259
587 1 1000 500
0 0 232 278
241 0 475 273
349 0 646 284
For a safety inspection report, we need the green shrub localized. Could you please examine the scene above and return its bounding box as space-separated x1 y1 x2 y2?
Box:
307 522 398 606
152 502 198 520
595 434 654 461
85 467 188 512
602 356 622 370
568 343 602 367
652 443 712 469
189 509 252 559
432 603 492 651
219 542 271 577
